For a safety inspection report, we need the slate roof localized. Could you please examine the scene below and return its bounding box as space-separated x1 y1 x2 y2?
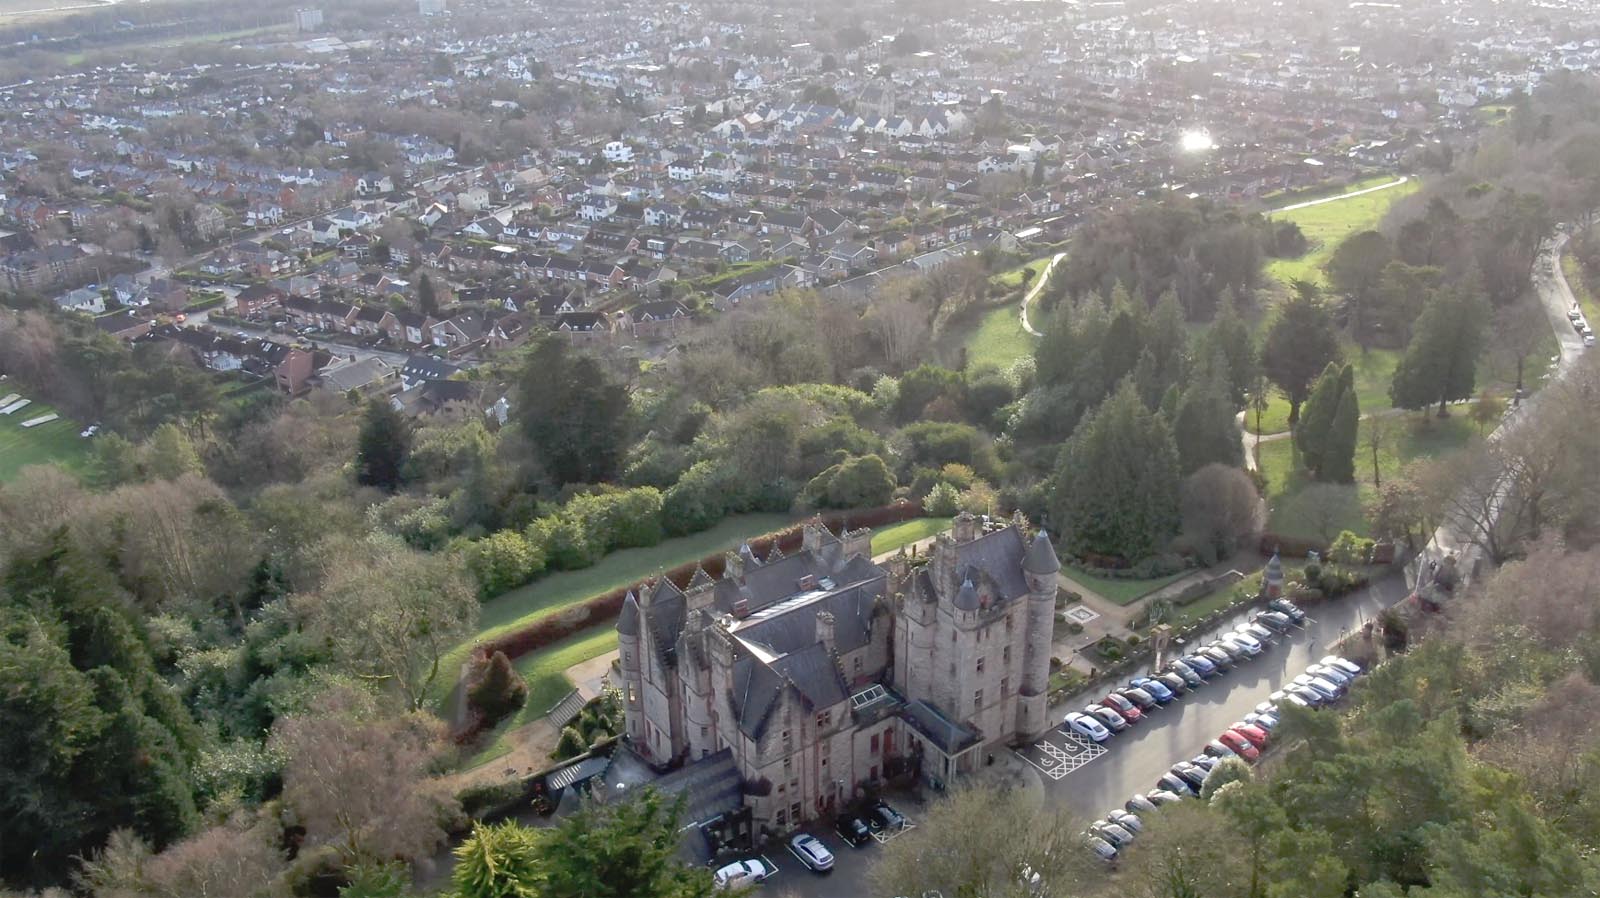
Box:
734 583 880 657
1023 531 1060 575
644 577 687 669
900 699 981 755
954 527 1031 601
729 642 846 740
617 591 641 636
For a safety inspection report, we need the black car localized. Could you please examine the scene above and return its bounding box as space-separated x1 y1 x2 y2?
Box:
870 801 907 831
1156 771 1195 796
1268 598 1307 624
1170 763 1208 793
837 815 872 847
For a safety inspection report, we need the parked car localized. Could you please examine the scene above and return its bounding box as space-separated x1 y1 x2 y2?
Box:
1099 692 1144 722
1198 645 1236 671
1245 709 1281 731
1305 663 1353 688
1229 722 1270 748
1117 686 1159 711
1155 671 1190 695
1085 704 1130 732
1129 677 1175 704
1156 771 1195 796
789 833 835 872
1219 632 1263 658
1179 654 1218 677
1205 640 1246 663
1268 598 1306 623
1218 730 1261 762
1064 711 1113 743
1125 794 1158 813
1269 689 1314 710
1170 763 1208 793
1147 789 1186 805
1188 754 1219 772
1165 660 1205 687
1293 674 1343 702
1204 739 1241 761
1238 620 1277 642
1320 655 1363 677
871 801 908 831
1570 306 1584 322
1254 610 1295 632
1084 834 1119 862
837 815 872 847
1088 821 1136 848
713 858 775 890
1106 809 1144 834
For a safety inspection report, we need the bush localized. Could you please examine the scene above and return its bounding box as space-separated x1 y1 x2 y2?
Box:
1126 634 1141 647
456 779 528 819
553 726 586 760
467 651 529 727
464 530 546 597
924 482 960 516
1327 530 1375 566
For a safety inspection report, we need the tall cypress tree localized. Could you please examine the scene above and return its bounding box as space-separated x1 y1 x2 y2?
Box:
1295 362 1345 475
355 397 411 490
1323 386 1360 484
1051 380 1181 561
417 273 439 317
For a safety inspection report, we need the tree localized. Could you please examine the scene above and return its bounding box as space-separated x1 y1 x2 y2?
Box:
871 784 1095 898
1365 468 1433 550
1051 381 1181 561
1470 391 1506 436
514 337 631 486
1362 413 1392 487
271 690 456 869
313 537 479 710
1131 800 1250 898
1261 283 1342 426
452 820 543 898
1200 756 1252 800
1492 299 1547 394
355 398 410 491
1180 464 1264 560
416 273 439 317
1197 293 1258 407
1323 383 1360 484
1295 362 1344 475
1390 287 1488 417
534 788 715 898
1171 373 1244 474
467 651 528 728
1326 230 1393 344
806 453 897 509
463 529 544 597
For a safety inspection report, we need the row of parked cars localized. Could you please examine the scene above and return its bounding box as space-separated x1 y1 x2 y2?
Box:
1062 599 1308 746
711 800 911 889
1569 305 1596 348
1084 651 1365 862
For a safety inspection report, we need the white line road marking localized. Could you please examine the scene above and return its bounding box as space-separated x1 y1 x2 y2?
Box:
1017 732 1109 780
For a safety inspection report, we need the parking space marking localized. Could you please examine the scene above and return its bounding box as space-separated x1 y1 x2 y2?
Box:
871 822 916 844
1016 731 1108 780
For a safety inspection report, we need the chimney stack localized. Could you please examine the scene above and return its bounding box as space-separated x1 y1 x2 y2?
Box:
816 610 836 657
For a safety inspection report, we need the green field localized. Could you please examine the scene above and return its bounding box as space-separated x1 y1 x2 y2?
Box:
1265 176 1420 288
990 256 1053 289
1061 568 1189 606
1246 348 1402 435
1259 413 1478 542
463 624 620 768
964 304 1033 371
870 517 952 555
0 395 89 483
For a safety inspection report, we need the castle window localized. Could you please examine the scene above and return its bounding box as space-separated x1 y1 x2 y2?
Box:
627 685 637 703
870 733 880 755
1006 615 1013 631
784 757 792 773
974 689 984 707
782 729 792 751
951 631 956 643
817 710 831 729
700 726 708 741
777 809 787 827
1001 677 1010 697
976 656 985 674
853 656 862 674
791 802 802 822
1003 645 1011 664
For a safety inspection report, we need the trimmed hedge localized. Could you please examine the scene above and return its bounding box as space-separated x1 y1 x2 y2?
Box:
473 503 923 664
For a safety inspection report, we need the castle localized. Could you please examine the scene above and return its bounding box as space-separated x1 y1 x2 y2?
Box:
617 511 1059 831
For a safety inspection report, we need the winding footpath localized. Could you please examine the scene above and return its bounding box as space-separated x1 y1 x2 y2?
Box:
1019 251 1068 337
1267 175 1411 214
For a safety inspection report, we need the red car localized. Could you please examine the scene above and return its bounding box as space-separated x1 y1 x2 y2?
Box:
1229 722 1270 749
1218 729 1261 762
1100 692 1144 723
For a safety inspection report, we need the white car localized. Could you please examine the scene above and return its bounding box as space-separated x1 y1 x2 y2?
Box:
1320 655 1363 677
713 858 774 890
79 424 100 438
1244 709 1281 731
789 833 834 872
1293 674 1343 702
1305 663 1353 687
1269 689 1313 710
1085 703 1130 732
1239 621 1276 642
1063 711 1113 743
1106 809 1144 833
1220 631 1263 657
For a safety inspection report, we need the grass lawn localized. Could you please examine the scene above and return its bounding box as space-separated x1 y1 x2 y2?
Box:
990 255 1053 289
0 396 90 483
1166 584 1251 628
964 304 1034 371
1264 176 1420 288
1061 568 1189 606
870 517 952 555
1259 413 1479 542
1246 347 1402 435
430 512 795 706
462 625 620 768
1563 251 1600 324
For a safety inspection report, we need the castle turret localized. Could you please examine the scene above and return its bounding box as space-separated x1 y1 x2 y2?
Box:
618 591 644 744
1017 530 1059 740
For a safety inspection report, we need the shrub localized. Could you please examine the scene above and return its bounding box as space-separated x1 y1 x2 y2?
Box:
924 482 960 516
1126 634 1141 647
1327 530 1375 566
467 651 529 727
553 726 587 760
456 780 528 819
464 530 546 597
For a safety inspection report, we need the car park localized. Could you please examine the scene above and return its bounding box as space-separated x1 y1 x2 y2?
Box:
1229 722 1270 748
1130 677 1175 704
1125 794 1158 813
1320 655 1363 677
1147 789 1186 805
1165 660 1205 687
837 815 872 847
789 833 835 872
1064 711 1113 743
1099 692 1144 722
1155 671 1190 695
713 858 775 890
1106 809 1144 834
1179 654 1218 677
1084 834 1118 862
1088 821 1136 848
1267 598 1306 623
1085 704 1130 732
1218 730 1261 761
1117 686 1159 711
871 801 908 832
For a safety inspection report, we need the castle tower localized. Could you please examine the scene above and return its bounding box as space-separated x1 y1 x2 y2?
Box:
1017 530 1060 740
617 591 644 744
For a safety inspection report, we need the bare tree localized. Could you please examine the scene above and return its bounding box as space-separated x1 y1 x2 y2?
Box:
1180 464 1264 557
78 817 288 898
271 690 457 868
864 292 933 373
1363 413 1392 487
1493 299 1551 394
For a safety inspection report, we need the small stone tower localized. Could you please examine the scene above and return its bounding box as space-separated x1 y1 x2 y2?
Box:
1018 530 1060 740
617 591 643 744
